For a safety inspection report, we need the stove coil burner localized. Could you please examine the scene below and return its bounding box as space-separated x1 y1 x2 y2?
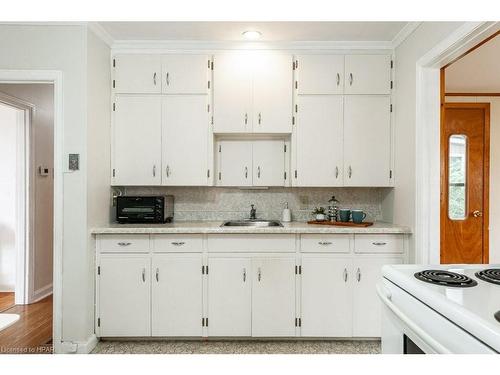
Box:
414 270 478 287
475 269 500 285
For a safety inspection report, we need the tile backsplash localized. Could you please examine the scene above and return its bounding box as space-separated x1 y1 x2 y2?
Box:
117 187 391 222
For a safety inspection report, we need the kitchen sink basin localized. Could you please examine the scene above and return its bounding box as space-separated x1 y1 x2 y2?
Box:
221 219 283 227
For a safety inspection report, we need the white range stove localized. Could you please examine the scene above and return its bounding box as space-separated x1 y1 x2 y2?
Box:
378 264 500 354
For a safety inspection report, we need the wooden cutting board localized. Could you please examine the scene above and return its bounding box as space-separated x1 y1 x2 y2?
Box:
307 220 374 227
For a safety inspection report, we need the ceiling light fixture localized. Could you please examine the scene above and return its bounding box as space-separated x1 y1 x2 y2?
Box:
242 30 262 40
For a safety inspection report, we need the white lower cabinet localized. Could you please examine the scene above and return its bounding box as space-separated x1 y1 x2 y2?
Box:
98 255 151 337
152 254 203 337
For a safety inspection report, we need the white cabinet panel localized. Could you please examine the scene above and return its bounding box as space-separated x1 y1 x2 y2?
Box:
208 258 252 336
252 257 296 337
98 255 151 337
252 140 286 187
162 95 209 186
152 255 203 337
114 55 162 94
112 96 162 186
354 234 404 254
98 234 150 253
300 234 351 253
344 55 391 95
217 140 253 186
295 95 343 186
213 53 253 133
253 53 293 133
297 55 344 94
162 55 209 94
344 96 391 187
152 234 203 253
352 257 403 337
301 256 352 337
207 234 295 253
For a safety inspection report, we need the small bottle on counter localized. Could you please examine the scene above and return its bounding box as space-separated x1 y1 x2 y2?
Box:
328 195 340 222
282 202 292 222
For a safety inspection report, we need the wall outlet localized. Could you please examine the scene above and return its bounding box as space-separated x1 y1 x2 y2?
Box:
68 154 79 171
299 195 309 210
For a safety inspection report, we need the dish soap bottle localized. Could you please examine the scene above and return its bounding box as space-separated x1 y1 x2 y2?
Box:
282 202 292 222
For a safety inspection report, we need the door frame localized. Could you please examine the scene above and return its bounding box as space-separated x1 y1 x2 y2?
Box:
0 70 63 352
440 102 490 263
415 22 500 264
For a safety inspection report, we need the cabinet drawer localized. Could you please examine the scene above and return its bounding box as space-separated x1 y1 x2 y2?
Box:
98 235 150 253
152 234 203 253
207 234 295 253
300 234 351 253
354 234 404 254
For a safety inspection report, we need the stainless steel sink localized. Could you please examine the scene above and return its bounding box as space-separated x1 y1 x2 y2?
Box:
221 219 283 227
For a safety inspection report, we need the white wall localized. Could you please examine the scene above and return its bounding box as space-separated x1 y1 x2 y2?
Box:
0 103 18 291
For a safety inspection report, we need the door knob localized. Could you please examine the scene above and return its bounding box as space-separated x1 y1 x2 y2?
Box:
472 210 483 218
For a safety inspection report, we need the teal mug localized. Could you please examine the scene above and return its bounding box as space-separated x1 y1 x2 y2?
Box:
339 209 351 222
351 210 367 223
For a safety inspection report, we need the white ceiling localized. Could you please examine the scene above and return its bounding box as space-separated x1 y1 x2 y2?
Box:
98 22 409 42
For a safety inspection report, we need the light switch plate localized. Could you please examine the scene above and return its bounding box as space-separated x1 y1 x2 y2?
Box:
68 154 79 171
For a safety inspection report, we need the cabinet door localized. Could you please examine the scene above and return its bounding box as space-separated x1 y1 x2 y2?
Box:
162 95 209 186
217 140 253 186
208 258 252 336
213 53 253 133
294 95 343 186
114 55 162 94
296 55 344 94
252 257 296 337
252 140 285 187
344 96 391 187
344 55 391 95
352 257 403 337
98 255 150 337
152 255 203 337
162 55 209 94
112 96 162 186
253 53 293 133
301 256 352 337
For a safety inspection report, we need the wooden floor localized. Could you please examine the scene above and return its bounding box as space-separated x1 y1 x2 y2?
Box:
0 293 15 312
0 295 53 354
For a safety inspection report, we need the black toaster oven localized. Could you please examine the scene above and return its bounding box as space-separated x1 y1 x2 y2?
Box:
116 195 174 224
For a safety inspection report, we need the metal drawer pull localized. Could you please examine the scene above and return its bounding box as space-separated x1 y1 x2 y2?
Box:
155 268 159 282
335 166 339 179
153 165 156 177
349 73 353 86
166 165 170 177
153 72 157 85
343 268 348 282
117 242 131 246
258 267 262 282
336 73 340 86
171 242 186 246
356 268 361 282
142 268 146 282
243 268 246 282
318 241 332 245
257 166 261 178
166 72 170 86
258 113 262 124
244 113 248 124
372 242 387 246
244 166 248 178
348 166 352 178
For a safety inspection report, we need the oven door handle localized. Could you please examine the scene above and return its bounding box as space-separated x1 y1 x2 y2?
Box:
376 283 451 354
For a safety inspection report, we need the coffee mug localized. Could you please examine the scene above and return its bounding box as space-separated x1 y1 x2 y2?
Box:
339 209 351 222
351 210 367 223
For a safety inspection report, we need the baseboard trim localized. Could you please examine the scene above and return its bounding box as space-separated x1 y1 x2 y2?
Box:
32 283 53 303
77 334 98 354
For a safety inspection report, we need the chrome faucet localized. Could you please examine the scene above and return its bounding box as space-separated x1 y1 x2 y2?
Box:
250 204 257 220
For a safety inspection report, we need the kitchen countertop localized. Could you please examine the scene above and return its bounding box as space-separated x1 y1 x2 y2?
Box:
90 221 411 234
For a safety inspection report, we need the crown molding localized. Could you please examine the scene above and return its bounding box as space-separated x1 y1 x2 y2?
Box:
87 22 114 47
391 22 421 49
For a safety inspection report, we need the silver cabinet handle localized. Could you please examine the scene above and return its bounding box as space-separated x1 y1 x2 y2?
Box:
343 268 348 283
171 242 185 246
243 268 246 282
153 165 156 177
335 166 339 179
348 166 352 178
349 73 353 86
372 242 387 246
258 267 261 282
318 241 332 246
153 72 157 85
258 113 262 124
155 268 159 282
142 268 146 283
117 242 131 246
336 73 340 86
166 72 170 86
257 166 261 178
356 268 361 282
166 165 170 177
244 113 248 125
244 166 248 179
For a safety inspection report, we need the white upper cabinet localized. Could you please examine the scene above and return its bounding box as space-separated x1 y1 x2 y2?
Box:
112 96 162 186
294 95 343 186
162 95 209 186
344 55 392 95
113 55 162 94
344 96 392 187
253 53 293 133
217 140 253 187
161 55 210 94
252 140 286 187
296 55 344 94
213 53 253 133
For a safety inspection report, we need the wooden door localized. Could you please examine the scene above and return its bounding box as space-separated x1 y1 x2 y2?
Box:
151 254 203 337
294 95 343 186
252 53 293 133
213 53 253 133
344 96 392 187
441 103 490 264
112 96 162 186
296 55 344 94
344 55 391 95
217 140 253 186
301 256 352 337
98 255 151 337
162 55 209 94
113 55 162 94
162 95 209 186
252 140 286 187
252 257 296 337
207 257 252 336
